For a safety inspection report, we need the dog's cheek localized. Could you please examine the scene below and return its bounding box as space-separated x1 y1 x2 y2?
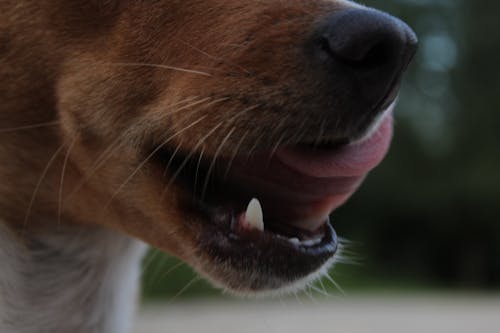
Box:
55 68 201 258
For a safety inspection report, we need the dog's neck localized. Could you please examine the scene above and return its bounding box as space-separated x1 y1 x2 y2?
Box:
0 223 147 333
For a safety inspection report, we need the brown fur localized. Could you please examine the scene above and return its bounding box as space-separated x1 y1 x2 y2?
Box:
1 0 359 272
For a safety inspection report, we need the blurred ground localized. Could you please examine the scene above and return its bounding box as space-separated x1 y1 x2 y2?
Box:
135 295 500 333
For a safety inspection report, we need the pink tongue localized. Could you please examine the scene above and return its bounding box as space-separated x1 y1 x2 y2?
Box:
276 115 393 178
226 115 394 232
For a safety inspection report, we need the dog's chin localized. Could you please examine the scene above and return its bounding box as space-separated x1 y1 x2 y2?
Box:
195 220 339 297
144 108 395 295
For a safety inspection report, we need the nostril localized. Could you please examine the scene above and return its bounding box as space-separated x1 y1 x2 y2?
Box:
355 42 397 69
319 36 336 59
323 34 396 69
317 8 418 72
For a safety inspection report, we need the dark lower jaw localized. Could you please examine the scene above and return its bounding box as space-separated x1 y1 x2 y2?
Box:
149 147 341 292
196 214 338 293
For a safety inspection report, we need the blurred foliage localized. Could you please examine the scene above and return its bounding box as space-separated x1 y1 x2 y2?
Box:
143 0 500 298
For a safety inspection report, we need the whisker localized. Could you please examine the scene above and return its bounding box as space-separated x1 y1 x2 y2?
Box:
0 121 59 134
153 97 214 121
290 117 310 146
176 39 251 75
318 278 330 297
148 97 228 126
303 287 318 302
246 130 267 159
266 130 288 167
335 253 363 266
145 254 173 287
109 62 212 77
338 236 359 245
221 104 259 132
162 140 184 178
158 261 186 281
324 272 346 296
146 258 183 287
63 135 125 204
309 283 329 297
187 105 250 193
148 248 197 287
167 276 201 304
314 118 327 146
23 145 65 233
223 129 249 179
162 120 225 197
58 139 77 227
193 148 205 197
293 291 304 305
141 248 163 277
187 65 233 74
142 229 183 277
200 126 236 201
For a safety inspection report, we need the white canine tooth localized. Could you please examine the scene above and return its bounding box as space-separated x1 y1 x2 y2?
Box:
302 238 322 246
302 239 316 247
245 198 264 231
288 238 300 245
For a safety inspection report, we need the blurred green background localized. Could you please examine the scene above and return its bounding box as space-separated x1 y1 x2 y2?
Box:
141 0 500 300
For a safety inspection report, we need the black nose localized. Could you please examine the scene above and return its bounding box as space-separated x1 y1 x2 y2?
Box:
313 8 418 113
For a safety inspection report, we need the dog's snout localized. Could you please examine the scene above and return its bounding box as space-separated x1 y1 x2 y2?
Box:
312 8 418 117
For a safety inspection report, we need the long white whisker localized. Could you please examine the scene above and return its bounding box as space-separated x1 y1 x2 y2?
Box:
162 140 184 178
224 129 249 178
177 39 251 75
162 120 225 196
267 130 287 166
303 287 317 302
0 121 59 133
200 126 236 200
109 62 212 77
159 261 186 280
309 284 329 297
324 272 346 296
318 278 329 297
23 145 65 232
58 139 76 226
145 254 172 287
315 118 327 146
168 276 201 304
63 135 125 205
293 291 304 305
246 130 267 159
153 97 214 121
141 248 163 277
194 148 205 196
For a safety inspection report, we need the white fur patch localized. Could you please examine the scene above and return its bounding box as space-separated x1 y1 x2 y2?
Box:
0 224 147 333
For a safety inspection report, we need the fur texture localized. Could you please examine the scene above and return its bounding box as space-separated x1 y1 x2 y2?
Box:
0 224 146 333
0 0 415 331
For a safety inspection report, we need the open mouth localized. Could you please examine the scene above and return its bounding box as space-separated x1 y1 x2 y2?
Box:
151 112 393 293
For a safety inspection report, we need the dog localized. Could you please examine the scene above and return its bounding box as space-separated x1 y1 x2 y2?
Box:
0 1 417 332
